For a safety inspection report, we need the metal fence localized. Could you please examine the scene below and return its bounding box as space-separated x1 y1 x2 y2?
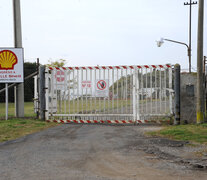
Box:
45 64 174 123
0 63 38 119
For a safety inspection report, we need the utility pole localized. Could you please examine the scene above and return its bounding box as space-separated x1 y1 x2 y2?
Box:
184 0 197 73
13 0 24 117
196 0 204 123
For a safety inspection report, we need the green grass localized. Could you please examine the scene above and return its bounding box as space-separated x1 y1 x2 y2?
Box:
55 98 170 114
0 102 35 119
148 124 207 144
0 118 58 142
56 99 132 113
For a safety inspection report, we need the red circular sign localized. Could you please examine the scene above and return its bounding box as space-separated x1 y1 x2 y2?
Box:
97 80 107 90
55 70 65 82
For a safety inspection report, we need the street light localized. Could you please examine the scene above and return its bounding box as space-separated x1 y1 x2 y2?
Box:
156 38 191 73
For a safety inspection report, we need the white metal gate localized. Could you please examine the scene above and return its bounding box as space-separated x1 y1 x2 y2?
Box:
45 64 173 124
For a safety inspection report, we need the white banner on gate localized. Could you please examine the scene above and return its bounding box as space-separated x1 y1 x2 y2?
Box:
82 80 92 89
95 79 109 97
0 48 24 83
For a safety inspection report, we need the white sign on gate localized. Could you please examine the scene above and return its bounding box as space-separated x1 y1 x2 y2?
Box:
0 48 24 83
82 80 92 89
55 70 65 90
95 79 109 97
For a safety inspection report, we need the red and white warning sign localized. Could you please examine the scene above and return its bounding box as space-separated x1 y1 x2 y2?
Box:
55 70 65 82
54 70 65 90
97 80 107 90
95 79 109 97
82 80 92 89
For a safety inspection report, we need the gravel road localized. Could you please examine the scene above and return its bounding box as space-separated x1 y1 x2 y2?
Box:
0 124 207 180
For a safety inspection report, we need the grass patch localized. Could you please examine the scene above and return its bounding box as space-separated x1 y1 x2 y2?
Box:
0 118 58 142
0 102 36 118
56 99 132 114
147 123 207 144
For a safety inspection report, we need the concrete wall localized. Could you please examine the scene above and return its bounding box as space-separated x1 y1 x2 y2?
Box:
180 73 197 124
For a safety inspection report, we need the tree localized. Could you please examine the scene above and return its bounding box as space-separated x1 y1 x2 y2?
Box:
24 62 37 102
46 59 67 67
46 59 77 96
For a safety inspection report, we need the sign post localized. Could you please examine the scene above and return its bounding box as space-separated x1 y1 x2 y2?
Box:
5 84 8 120
0 48 24 120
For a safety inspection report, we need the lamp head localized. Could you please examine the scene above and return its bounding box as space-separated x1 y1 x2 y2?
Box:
156 38 164 47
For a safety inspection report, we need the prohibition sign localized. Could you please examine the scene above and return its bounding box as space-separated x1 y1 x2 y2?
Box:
97 80 107 90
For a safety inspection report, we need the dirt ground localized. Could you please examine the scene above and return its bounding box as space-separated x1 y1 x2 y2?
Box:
0 124 207 180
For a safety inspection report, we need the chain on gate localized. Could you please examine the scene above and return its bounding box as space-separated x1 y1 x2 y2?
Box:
45 64 173 124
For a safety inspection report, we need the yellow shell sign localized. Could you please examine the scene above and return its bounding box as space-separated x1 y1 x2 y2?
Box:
0 50 18 70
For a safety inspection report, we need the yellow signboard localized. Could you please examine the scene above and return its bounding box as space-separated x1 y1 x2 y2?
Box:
0 48 24 83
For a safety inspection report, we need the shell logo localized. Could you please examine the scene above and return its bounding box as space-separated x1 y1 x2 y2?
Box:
0 50 18 70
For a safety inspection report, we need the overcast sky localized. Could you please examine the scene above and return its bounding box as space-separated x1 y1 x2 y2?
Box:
0 0 206 70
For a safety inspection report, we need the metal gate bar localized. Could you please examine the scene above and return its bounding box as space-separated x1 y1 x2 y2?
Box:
45 64 173 123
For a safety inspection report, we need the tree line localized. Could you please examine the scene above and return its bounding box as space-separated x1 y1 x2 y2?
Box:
0 62 37 102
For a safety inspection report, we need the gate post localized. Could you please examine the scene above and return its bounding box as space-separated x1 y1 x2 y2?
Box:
133 68 137 122
39 66 46 120
169 66 173 115
174 64 181 125
136 68 140 121
133 67 139 122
